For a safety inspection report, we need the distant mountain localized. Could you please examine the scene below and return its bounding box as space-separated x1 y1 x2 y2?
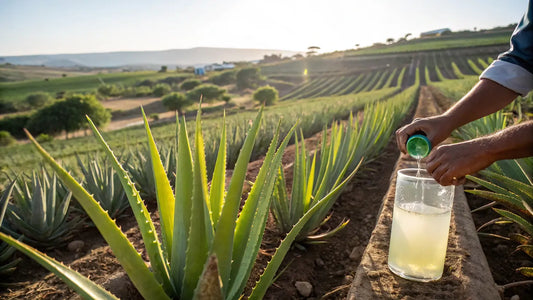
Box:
0 47 300 68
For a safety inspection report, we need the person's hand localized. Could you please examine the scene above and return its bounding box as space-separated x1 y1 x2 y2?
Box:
395 115 455 154
425 139 496 186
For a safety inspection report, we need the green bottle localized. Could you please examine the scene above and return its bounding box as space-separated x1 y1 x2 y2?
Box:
406 133 431 159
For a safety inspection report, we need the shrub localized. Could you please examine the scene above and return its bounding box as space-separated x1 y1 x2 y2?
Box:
253 85 279 106
209 70 236 86
0 131 16 147
158 75 189 86
27 94 110 137
186 84 226 102
180 79 201 91
149 113 160 121
161 92 192 115
0 115 30 138
97 84 123 97
236 67 261 90
152 83 171 97
136 79 155 87
0 100 16 114
25 92 52 108
135 86 153 97
35 133 53 143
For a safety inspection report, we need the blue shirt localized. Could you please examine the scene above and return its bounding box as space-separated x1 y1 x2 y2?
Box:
481 0 533 96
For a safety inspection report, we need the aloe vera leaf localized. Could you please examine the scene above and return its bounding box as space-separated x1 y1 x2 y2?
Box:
171 117 194 293
517 267 533 277
209 112 227 227
210 107 263 294
494 208 533 236
466 188 526 215
142 108 175 256
0 232 118 300
27 128 170 299
85 119 173 296
192 255 223 300
181 111 212 300
517 245 533 258
305 218 350 241
272 168 291 233
290 135 303 223
480 170 533 200
302 146 316 213
249 160 361 300
228 123 295 299
0 180 16 222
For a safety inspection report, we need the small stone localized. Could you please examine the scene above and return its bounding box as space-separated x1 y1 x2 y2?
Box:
315 258 325 268
349 246 365 261
510 295 519 300
67 240 85 252
295 281 313 297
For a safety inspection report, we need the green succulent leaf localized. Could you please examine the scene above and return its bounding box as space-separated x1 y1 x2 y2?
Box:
142 108 175 256
494 208 533 236
249 159 361 300
85 118 173 296
26 125 170 299
0 232 118 300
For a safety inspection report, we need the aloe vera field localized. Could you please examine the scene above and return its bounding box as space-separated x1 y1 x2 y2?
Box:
1 24 533 300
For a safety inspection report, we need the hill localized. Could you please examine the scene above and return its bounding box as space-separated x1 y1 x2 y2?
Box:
0 47 300 68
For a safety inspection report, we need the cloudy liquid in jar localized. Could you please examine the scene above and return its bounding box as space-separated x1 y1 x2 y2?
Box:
388 202 451 281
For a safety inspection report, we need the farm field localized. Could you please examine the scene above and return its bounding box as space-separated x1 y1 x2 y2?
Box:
0 70 190 104
1 28 532 299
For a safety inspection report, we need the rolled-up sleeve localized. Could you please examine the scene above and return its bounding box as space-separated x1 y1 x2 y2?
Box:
480 0 533 96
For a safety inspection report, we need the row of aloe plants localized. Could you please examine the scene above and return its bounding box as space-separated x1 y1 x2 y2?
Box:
0 83 418 298
0 87 402 252
0 107 350 298
0 86 399 187
279 67 404 101
272 85 417 244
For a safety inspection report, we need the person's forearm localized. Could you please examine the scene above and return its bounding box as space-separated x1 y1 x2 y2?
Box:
441 78 519 130
483 120 533 162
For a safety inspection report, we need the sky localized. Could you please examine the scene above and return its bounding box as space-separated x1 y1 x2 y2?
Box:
0 0 527 56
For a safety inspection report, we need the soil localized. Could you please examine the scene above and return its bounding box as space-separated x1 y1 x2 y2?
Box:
1 86 532 299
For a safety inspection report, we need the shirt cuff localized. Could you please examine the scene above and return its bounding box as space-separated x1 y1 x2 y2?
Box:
480 60 533 96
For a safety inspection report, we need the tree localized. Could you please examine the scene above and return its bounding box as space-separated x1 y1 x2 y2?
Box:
306 46 320 56
186 84 226 102
152 83 171 97
159 65 168 73
27 94 110 139
404 33 412 39
25 92 52 108
236 67 261 90
252 85 279 106
180 79 202 91
386 38 395 44
161 92 192 116
209 70 236 86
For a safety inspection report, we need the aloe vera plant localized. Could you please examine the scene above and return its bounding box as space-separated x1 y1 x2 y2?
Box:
77 155 129 219
0 181 21 279
5 169 82 249
124 145 175 201
0 107 360 299
271 87 416 243
467 159 533 278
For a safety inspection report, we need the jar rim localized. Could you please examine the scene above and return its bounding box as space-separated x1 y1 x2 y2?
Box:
397 168 439 184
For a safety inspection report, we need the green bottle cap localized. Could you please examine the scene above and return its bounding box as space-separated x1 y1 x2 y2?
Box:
406 134 431 158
